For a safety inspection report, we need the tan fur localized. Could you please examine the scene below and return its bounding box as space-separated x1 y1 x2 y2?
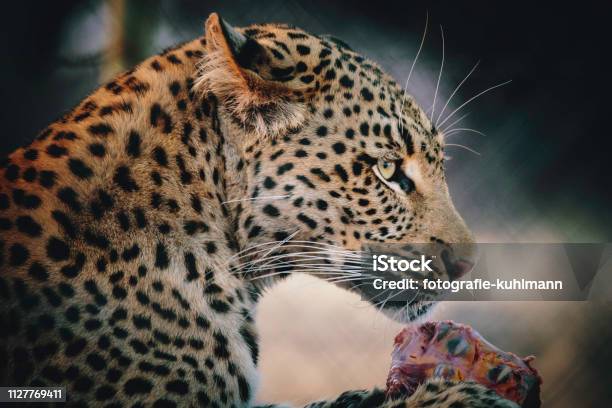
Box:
195 13 307 140
0 13 509 407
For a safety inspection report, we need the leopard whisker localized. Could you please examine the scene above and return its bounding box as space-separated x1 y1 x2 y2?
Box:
228 239 289 261
232 248 361 266
227 231 300 262
435 61 480 126
374 286 416 315
243 256 371 270
444 128 487 138
242 253 375 278
232 250 364 269
326 276 377 284
437 79 512 128
249 269 373 282
221 195 291 205
245 261 371 275
399 11 428 134
431 24 445 126
444 143 481 156
240 230 301 269
375 288 394 313
440 112 470 134
232 247 364 271
229 239 357 263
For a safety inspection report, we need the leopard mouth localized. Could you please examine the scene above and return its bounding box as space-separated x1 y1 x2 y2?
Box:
342 273 437 323
339 243 476 320
379 300 437 323
333 249 444 322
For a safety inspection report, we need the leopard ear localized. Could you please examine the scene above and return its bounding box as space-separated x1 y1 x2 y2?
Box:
197 13 306 139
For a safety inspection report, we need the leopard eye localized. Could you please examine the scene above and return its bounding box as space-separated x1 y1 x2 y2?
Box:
377 158 396 180
374 157 417 194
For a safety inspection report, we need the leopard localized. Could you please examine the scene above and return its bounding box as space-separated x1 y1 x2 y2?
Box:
0 13 519 408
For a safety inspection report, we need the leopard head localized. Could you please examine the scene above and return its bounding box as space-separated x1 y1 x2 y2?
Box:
197 13 476 322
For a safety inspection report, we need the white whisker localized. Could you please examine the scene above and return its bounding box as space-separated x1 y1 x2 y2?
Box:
376 290 393 314
437 79 512 128
244 230 300 269
250 269 373 282
445 143 481 156
232 243 364 264
431 24 445 125
444 128 487 138
440 112 470 134
237 257 367 276
228 241 334 266
399 12 429 133
228 236 297 261
221 195 290 205
245 262 370 275
243 261 370 276
328 276 376 284
233 250 365 272
229 239 357 262
367 287 393 304
248 257 370 269
435 61 480 126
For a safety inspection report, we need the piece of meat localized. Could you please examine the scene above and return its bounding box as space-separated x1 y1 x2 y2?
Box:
386 321 542 407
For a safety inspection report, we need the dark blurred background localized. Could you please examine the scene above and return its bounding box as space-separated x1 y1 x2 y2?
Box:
2 0 611 240
1 1 611 406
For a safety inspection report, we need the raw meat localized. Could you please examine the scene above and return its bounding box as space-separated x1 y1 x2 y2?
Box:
386 321 541 407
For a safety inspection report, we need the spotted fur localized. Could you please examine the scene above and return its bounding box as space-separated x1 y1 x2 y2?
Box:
0 13 512 407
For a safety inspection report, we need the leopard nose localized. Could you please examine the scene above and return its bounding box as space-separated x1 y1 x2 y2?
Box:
441 249 474 280
450 259 474 280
